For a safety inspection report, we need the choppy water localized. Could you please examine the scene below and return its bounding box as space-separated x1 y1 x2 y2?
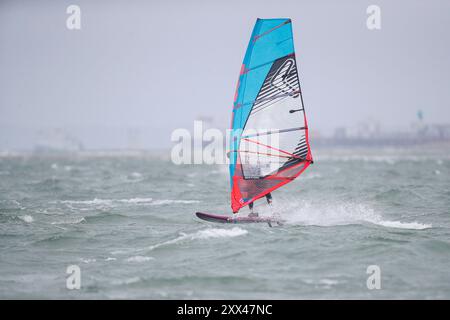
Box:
0 146 449 299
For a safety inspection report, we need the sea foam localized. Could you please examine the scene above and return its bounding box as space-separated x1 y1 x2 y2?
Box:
126 256 154 263
18 215 34 223
111 227 248 256
280 200 431 230
147 227 247 251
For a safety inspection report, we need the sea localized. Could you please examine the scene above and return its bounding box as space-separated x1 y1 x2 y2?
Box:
0 145 449 299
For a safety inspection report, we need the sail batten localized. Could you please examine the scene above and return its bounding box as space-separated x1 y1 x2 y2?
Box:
229 18 313 213
241 127 306 139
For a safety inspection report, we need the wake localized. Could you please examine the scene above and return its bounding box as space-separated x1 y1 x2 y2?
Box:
274 200 431 230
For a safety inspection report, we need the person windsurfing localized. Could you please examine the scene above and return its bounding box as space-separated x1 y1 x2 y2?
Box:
195 18 313 226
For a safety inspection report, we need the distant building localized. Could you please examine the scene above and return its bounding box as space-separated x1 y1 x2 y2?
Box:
34 128 84 153
334 127 347 139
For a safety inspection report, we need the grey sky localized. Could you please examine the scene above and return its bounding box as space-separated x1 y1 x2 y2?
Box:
1 0 449 149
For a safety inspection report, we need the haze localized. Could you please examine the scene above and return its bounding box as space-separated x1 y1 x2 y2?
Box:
1 0 449 150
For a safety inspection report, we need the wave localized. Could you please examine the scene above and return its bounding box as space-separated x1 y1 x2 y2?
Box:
126 256 154 263
119 198 153 204
149 200 200 206
84 213 128 223
80 258 96 264
105 257 117 261
279 200 431 230
372 220 431 229
60 199 114 205
319 155 398 164
145 227 246 250
51 217 86 225
303 278 342 288
58 198 199 207
18 215 34 223
316 153 450 164
111 277 141 286
32 234 79 245
146 227 247 251
190 227 248 239
111 227 247 255
128 172 143 179
302 173 322 180
59 198 131 205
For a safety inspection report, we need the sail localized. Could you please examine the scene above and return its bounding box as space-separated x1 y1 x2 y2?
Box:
229 18 313 213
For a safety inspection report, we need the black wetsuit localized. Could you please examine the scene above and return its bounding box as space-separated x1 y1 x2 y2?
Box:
249 193 272 211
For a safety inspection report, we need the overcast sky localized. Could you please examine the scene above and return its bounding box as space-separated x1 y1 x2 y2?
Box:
1 0 449 149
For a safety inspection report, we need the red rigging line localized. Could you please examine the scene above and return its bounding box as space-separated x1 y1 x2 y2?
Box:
241 127 306 139
229 149 303 160
241 137 301 159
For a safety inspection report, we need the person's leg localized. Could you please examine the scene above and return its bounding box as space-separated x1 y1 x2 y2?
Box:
266 193 273 204
248 202 258 217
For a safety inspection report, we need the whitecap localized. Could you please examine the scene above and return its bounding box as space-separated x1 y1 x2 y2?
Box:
129 172 142 178
111 277 141 285
81 258 96 264
105 257 117 261
373 220 432 230
190 227 248 240
304 278 341 286
126 256 154 263
121 277 141 284
59 197 152 205
60 198 113 205
18 215 33 223
319 279 340 285
145 227 247 252
117 198 153 204
150 199 200 206
109 227 249 255
51 217 86 225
